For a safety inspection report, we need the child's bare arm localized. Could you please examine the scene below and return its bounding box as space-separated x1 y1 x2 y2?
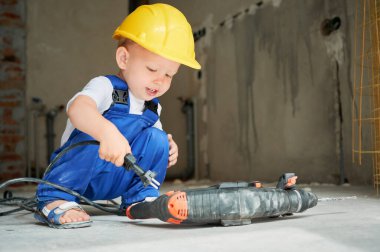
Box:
68 95 131 167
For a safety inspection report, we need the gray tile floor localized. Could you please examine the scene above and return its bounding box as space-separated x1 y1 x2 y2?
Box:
1 181 379 252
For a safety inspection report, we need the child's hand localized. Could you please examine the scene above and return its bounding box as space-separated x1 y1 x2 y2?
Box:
67 95 130 167
167 134 178 168
98 124 131 167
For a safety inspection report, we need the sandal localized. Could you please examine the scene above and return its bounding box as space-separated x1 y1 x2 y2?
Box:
34 201 92 229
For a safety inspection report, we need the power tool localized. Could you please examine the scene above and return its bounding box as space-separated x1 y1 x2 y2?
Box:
126 173 318 226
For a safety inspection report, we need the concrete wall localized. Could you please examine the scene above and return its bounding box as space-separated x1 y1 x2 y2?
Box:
152 0 371 184
23 0 372 184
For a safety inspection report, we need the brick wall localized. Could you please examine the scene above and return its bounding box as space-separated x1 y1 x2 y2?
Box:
0 0 26 181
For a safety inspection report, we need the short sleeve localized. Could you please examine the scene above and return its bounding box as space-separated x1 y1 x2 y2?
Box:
66 76 114 114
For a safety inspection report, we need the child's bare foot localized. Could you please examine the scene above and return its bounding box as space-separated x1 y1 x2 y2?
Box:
45 200 90 224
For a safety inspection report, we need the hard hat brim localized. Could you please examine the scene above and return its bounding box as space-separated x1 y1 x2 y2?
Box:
113 32 201 70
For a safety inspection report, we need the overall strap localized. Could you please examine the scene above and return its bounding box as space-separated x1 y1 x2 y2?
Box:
105 75 160 124
143 98 160 124
106 75 128 90
105 75 130 113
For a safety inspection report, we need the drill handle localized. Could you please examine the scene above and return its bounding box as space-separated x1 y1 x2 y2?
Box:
126 195 171 222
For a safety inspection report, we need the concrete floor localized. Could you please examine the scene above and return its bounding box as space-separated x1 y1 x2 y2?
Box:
0 181 380 252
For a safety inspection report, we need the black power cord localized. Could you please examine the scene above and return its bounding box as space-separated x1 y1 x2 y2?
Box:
44 140 99 175
0 177 121 216
0 140 128 217
0 195 37 216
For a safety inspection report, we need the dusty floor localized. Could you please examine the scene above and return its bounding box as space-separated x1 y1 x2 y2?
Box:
0 180 379 252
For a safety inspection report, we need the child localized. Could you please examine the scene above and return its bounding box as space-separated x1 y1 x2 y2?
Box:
35 3 201 228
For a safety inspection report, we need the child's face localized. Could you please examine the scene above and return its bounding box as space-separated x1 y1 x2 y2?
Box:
119 44 180 101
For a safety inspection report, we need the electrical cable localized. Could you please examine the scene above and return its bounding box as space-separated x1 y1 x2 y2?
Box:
0 198 37 216
0 140 124 217
44 140 99 176
0 178 121 216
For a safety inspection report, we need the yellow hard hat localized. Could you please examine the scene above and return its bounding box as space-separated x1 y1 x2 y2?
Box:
113 3 201 69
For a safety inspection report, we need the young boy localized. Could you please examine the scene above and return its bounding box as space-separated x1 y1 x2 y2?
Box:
35 3 201 228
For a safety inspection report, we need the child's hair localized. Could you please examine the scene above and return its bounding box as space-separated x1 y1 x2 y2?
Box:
117 37 136 48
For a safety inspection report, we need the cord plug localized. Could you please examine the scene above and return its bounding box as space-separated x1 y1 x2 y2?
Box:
124 154 160 189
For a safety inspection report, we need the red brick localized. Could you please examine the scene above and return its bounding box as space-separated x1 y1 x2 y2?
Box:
5 66 24 79
0 93 19 99
1 12 20 20
0 152 23 161
0 134 23 143
0 128 18 134
0 12 24 27
0 171 23 182
1 108 18 125
0 100 20 107
2 47 20 63
0 0 18 5
5 65 23 71
0 0 26 181
6 165 17 171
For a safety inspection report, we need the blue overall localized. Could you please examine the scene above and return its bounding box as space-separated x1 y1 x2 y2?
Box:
36 75 169 208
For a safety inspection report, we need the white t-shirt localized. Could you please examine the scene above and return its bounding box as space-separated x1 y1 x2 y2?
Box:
60 76 163 146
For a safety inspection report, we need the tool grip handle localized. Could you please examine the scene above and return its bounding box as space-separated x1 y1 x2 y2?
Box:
126 195 172 221
124 154 140 173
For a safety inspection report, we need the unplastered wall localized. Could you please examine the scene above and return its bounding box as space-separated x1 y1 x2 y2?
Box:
26 0 372 185
153 0 371 184
149 0 273 180
0 0 26 181
26 0 128 170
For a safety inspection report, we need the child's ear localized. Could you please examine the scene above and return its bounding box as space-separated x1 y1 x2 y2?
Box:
116 46 129 70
